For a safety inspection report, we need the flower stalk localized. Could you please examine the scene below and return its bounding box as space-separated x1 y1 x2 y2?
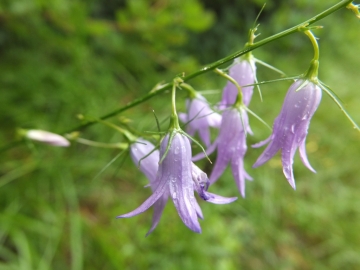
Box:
215 68 244 107
170 78 182 131
303 30 320 82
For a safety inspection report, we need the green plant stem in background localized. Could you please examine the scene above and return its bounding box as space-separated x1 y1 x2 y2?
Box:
0 0 353 152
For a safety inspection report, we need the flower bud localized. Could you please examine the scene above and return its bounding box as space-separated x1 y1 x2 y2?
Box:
25 129 70 147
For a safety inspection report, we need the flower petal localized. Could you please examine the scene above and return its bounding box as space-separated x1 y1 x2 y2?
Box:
130 139 159 182
194 200 204 220
117 176 168 218
192 139 217 162
201 191 238 204
209 155 229 185
252 136 271 149
231 158 251 198
178 112 187 123
145 193 169 236
299 139 316 173
281 135 298 190
198 126 211 147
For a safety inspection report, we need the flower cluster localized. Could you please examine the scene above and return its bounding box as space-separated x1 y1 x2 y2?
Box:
119 53 323 234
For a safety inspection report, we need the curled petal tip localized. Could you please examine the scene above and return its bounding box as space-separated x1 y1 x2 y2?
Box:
287 177 297 190
202 191 238 204
191 227 202 234
299 141 317 173
252 159 263 169
283 164 297 190
145 229 155 237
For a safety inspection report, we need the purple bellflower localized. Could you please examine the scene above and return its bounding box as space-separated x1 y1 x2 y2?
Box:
130 138 203 235
193 108 252 198
179 93 221 147
120 134 237 235
219 57 256 109
252 79 322 189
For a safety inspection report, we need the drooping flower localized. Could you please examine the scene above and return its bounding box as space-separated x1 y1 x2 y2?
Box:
120 134 237 235
124 134 200 232
219 57 256 109
25 129 70 147
252 79 322 189
193 108 252 197
130 139 204 235
179 93 221 147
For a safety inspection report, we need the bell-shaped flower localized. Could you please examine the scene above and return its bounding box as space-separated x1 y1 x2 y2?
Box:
179 93 221 147
219 57 256 109
123 134 201 232
25 129 70 147
120 134 237 235
252 79 322 189
130 138 204 235
193 108 252 198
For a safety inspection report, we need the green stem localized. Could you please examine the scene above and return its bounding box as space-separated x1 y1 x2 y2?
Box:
304 30 320 81
170 79 181 130
180 83 197 99
304 30 320 61
74 138 127 149
1 0 353 152
214 68 244 106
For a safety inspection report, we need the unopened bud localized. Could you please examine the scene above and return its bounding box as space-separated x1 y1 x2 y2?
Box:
25 129 70 147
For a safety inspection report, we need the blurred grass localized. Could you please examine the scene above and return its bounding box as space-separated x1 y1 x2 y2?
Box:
1 0 360 269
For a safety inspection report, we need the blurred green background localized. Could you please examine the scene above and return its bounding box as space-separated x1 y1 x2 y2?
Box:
1 0 360 269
